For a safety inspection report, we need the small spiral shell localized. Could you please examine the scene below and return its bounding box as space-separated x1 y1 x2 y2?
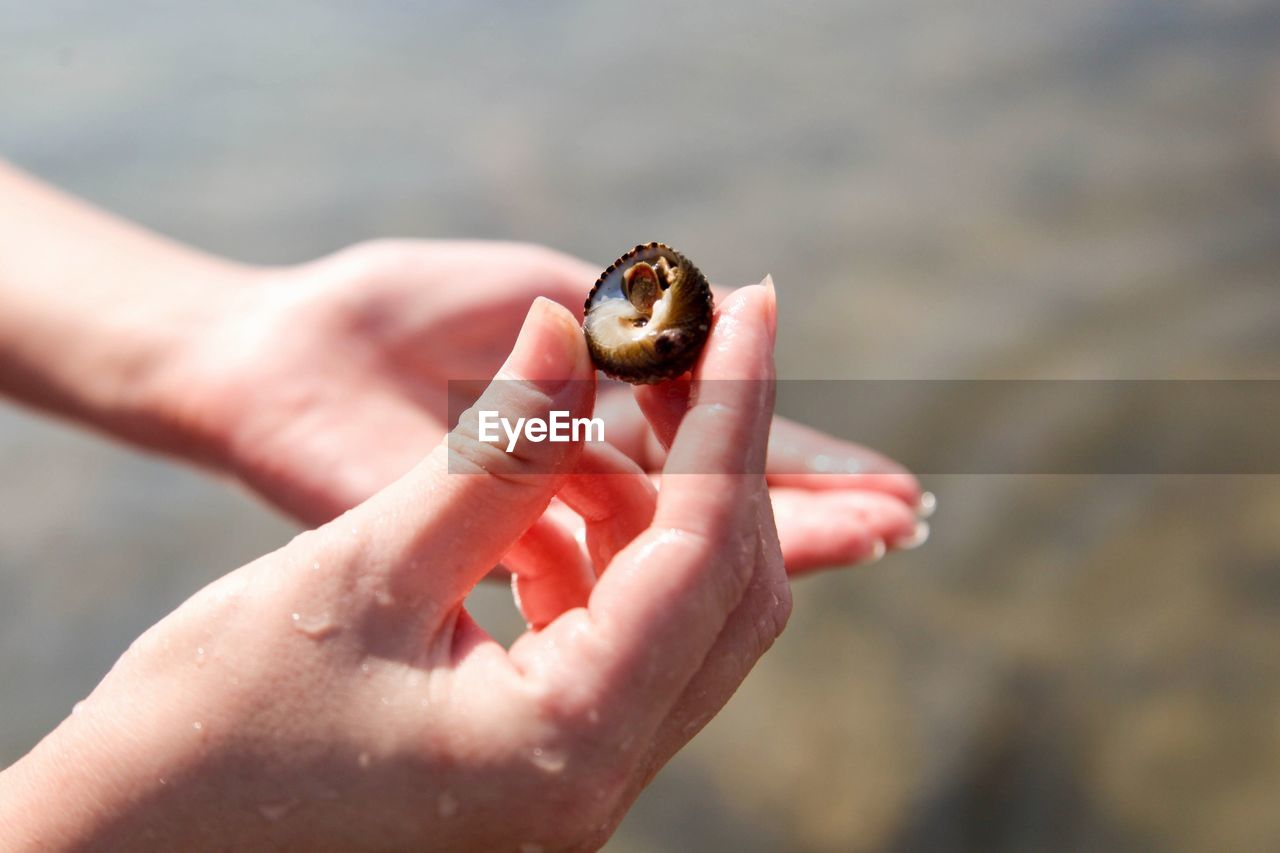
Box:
582 242 714 384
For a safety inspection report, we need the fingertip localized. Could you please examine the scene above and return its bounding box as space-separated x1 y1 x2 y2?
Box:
499 296 594 392
892 518 931 551
531 293 576 326
698 282 776 384
761 274 777 343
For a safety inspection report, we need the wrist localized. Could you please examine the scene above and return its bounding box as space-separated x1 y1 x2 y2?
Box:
0 163 270 472
0 255 262 464
104 260 268 469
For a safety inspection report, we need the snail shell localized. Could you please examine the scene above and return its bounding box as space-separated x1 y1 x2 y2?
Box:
583 242 714 384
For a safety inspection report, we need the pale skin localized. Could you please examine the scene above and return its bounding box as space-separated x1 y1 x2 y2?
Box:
0 163 927 849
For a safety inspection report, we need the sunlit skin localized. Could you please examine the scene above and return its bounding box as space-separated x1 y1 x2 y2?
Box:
0 163 929 848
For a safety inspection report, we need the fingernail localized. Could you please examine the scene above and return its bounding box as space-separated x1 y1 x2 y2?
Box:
761 274 777 344
894 520 931 550
917 491 937 518
502 297 581 394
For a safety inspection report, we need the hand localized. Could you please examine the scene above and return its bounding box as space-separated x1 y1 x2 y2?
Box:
0 288 789 851
171 240 926 574
169 239 597 523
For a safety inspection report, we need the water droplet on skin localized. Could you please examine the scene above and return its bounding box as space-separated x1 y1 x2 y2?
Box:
865 539 887 564
311 561 321 571
71 701 85 715
257 799 299 821
192 721 204 732
530 747 566 773
291 610 341 640
380 696 391 706
917 490 937 518
360 662 371 674
436 790 458 818
357 752 372 769
586 708 600 724
374 589 396 607
682 717 705 734
195 646 207 666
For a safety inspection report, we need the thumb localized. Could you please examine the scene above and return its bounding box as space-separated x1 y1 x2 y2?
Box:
348 296 595 613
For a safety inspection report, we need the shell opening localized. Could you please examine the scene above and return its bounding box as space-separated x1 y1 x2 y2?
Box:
583 242 711 384
622 258 682 315
584 285 677 351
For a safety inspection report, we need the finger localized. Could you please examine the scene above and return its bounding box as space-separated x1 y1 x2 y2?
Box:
770 487 921 575
636 507 790 785
592 383 677 470
508 442 657 630
555 282 779 719
760 417 922 506
557 442 657 574
505 509 595 630
636 385 920 506
341 296 594 616
647 278 776 540
626 275 761 455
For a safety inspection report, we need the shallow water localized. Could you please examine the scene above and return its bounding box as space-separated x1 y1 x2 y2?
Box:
3 2 1279 850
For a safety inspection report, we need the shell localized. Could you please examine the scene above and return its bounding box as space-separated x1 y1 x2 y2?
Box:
582 242 714 384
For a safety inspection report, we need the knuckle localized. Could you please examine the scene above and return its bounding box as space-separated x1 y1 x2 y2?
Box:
448 413 546 482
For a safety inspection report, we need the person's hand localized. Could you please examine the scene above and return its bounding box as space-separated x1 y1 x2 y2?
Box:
0 287 789 851
168 240 927 574
169 239 597 523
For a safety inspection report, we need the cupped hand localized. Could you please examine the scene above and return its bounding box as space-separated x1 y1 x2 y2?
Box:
3 288 789 851
174 239 925 575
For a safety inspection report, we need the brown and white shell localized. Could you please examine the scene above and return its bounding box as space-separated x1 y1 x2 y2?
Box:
582 242 714 384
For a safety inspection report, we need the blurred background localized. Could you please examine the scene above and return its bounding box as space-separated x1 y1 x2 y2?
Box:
3 1 1279 850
